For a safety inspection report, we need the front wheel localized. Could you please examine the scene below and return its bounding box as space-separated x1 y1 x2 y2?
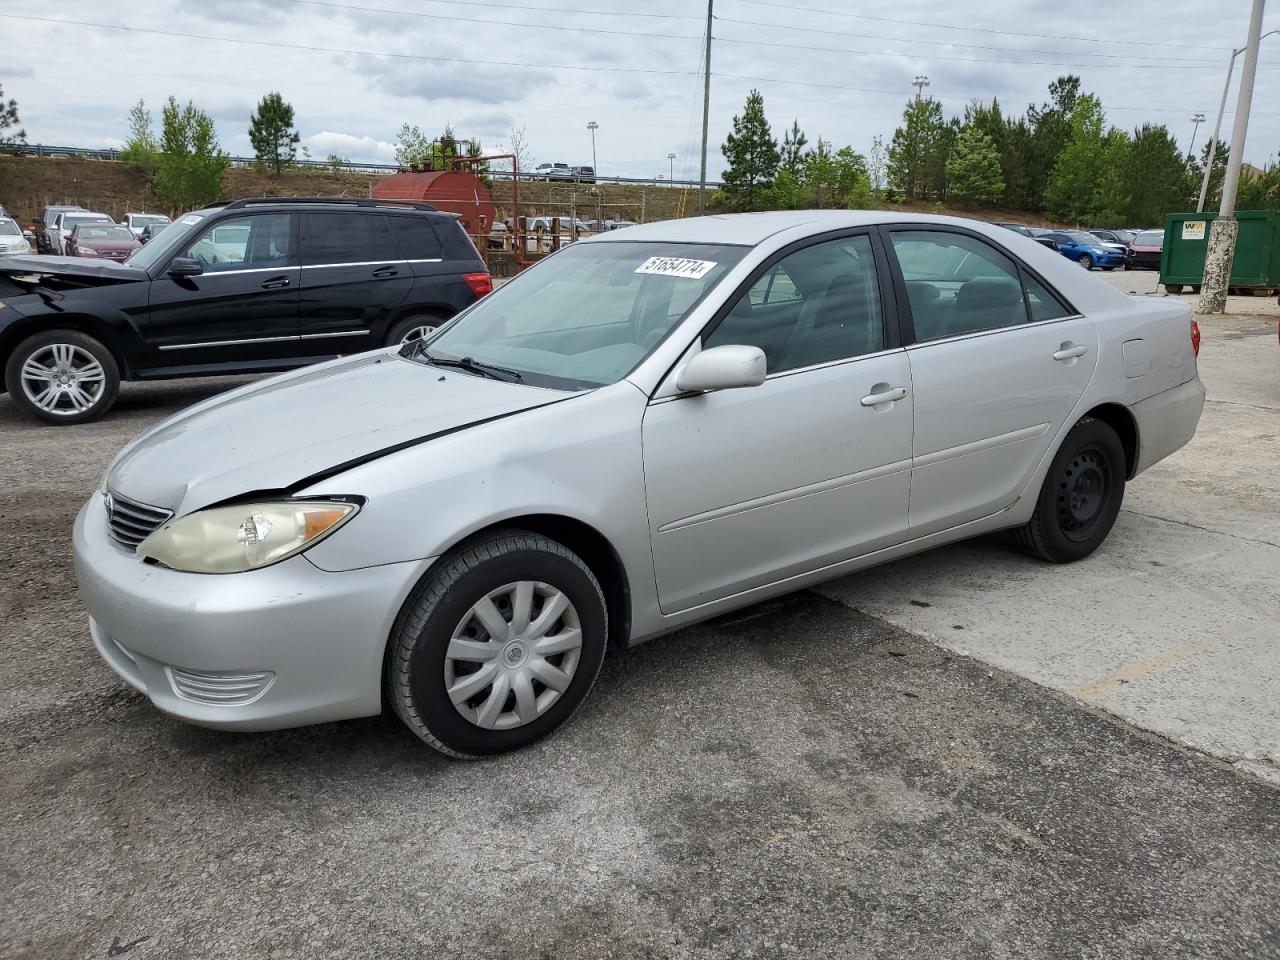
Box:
1013 417 1125 563
388 530 608 758
4 330 120 424
386 313 445 348
1077 254 1093 270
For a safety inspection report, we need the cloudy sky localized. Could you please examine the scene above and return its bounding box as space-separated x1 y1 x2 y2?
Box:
3 0 1278 181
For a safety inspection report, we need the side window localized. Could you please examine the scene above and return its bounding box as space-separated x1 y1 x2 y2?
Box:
1024 273 1071 322
301 213 397 265
184 214 292 272
706 234 883 374
387 215 444 261
889 231 1027 342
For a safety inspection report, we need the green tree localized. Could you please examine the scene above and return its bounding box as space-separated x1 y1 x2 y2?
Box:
803 141 870 208
0 82 25 154
1027 75 1082 212
867 134 888 197
1115 123 1188 225
1094 127 1132 225
780 119 808 178
120 99 158 177
1190 139 1229 209
249 92 299 175
721 89 780 211
887 97 945 201
1237 163 1280 210
945 126 1005 205
153 97 229 211
1000 116 1035 210
1043 94 1107 222
395 123 432 170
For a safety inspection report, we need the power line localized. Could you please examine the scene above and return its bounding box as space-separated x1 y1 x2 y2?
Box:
726 0 1232 52
320 0 703 17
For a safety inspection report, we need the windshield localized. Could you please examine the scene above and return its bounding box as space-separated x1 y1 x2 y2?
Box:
126 211 206 269
1135 231 1164 246
65 215 112 229
414 241 747 389
0 219 20 237
77 226 135 241
133 215 169 228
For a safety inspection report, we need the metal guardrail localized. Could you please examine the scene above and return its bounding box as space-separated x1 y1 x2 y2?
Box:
13 143 722 189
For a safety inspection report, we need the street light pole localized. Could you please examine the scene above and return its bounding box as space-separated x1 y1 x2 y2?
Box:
912 75 930 101
1199 0 1267 315
586 120 598 176
668 152 676 184
1197 28 1279 212
1187 113 1206 159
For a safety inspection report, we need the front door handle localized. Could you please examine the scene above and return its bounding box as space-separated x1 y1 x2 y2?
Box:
372 265 399 279
860 385 908 408
260 276 291 290
1053 343 1089 362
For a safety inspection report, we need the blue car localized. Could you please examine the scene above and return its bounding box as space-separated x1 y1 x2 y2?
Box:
1036 231 1126 271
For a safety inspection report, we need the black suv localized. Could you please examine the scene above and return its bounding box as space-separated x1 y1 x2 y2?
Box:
0 197 491 423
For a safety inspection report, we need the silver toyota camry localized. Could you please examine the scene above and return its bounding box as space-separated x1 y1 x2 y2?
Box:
74 211 1205 757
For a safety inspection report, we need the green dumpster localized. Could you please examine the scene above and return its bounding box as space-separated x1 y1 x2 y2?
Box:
1160 209 1280 295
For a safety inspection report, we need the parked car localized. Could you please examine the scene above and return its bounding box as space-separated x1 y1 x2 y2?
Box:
65 223 142 262
138 222 169 244
72 211 1204 758
533 162 573 181
1090 228 1137 248
994 222 1058 251
573 165 596 183
0 217 30 256
123 212 172 239
1037 230 1125 270
1126 230 1164 270
49 211 115 256
34 204 87 253
0 197 491 423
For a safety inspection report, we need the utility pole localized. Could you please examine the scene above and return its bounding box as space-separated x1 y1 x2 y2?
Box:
668 151 676 184
912 75 930 101
1187 113 1206 159
586 120 598 175
697 0 713 215
1197 28 1279 212
1199 0 1266 315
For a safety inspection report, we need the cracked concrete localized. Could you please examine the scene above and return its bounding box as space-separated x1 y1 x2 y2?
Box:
817 311 1280 785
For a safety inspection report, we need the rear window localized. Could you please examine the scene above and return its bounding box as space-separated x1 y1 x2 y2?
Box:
387 215 444 260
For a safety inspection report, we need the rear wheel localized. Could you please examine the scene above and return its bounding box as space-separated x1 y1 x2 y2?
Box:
386 313 446 347
1077 255 1093 270
1013 417 1125 563
4 330 120 424
388 530 608 758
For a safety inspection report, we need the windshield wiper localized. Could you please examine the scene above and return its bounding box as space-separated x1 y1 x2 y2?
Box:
420 350 523 383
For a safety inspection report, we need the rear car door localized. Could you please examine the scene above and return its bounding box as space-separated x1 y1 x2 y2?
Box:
143 213 300 368
388 214 486 329
297 211 411 356
642 231 914 613
884 227 1098 538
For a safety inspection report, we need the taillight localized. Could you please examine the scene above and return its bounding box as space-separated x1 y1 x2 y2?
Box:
1190 319 1201 357
463 272 493 298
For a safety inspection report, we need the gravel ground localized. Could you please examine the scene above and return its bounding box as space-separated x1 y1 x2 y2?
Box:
3 376 1279 960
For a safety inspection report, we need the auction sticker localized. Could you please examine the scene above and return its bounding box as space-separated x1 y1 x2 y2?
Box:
179 214 205 225
635 256 717 280
1182 220 1206 240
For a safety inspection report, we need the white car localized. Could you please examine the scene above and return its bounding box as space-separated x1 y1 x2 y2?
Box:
50 211 115 256
0 217 30 255
74 211 1204 758
123 212 172 239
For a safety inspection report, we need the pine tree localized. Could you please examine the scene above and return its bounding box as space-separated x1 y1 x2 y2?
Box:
1043 94 1107 222
249 92 300 175
780 119 808 178
721 89 780 212
887 98 945 201
154 97 229 211
945 127 1005 205
1120 124 1192 225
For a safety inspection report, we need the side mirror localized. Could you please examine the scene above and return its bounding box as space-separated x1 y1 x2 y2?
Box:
168 257 203 278
676 345 767 393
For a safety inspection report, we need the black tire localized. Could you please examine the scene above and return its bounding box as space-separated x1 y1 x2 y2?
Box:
1013 417 1126 564
4 330 120 425
1077 254 1093 270
1164 283 1183 295
385 313 445 347
388 530 608 758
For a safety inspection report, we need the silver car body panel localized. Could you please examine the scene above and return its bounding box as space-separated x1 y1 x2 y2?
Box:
75 210 1205 731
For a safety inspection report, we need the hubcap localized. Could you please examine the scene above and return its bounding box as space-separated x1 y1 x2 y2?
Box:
19 343 106 416
1078 256 1091 268
444 581 583 730
399 324 435 345
1056 447 1110 541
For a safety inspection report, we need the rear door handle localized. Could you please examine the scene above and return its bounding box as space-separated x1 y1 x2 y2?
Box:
372 265 399 279
260 276 290 290
1053 344 1089 362
860 386 908 408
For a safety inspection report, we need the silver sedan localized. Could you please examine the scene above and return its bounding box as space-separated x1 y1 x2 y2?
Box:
74 211 1205 757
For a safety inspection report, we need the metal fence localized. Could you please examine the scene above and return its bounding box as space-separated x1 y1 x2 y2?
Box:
13 143 722 189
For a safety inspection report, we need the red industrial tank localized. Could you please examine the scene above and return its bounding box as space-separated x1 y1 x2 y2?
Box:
371 171 495 237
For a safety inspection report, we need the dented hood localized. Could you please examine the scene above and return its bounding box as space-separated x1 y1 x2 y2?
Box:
106 351 569 514
0 254 148 283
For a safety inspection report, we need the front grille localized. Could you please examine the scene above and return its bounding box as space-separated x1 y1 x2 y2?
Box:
168 667 275 705
105 491 173 548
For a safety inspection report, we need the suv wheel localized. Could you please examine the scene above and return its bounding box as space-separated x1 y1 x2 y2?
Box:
386 314 445 347
5 330 120 424
388 530 608 758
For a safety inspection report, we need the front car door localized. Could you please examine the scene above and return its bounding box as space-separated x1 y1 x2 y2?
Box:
884 226 1099 538
297 211 411 356
143 212 300 370
641 231 914 614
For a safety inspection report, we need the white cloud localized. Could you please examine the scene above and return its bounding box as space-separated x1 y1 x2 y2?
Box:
301 131 397 163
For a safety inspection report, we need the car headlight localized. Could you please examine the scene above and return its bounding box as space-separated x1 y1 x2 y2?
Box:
77 246 99 256
137 499 359 573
